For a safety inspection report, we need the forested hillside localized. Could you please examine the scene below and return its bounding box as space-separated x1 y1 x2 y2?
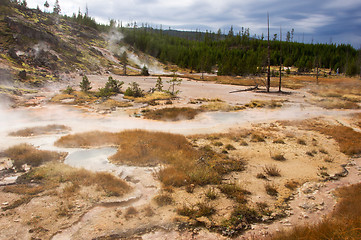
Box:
121 27 360 76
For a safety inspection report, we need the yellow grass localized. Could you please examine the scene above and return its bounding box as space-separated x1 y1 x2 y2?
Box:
4 143 66 170
134 91 172 103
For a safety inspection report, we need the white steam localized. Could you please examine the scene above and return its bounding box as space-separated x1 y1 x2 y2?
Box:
106 29 165 75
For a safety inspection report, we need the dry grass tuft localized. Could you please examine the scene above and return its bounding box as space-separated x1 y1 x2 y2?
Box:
284 180 299 190
264 165 281 177
4 143 66 170
225 144 236 150
177 201 215 218
251 134 265 142
124 207 138 219
273 138 285 144
265 183 278 196
9 125 71 137
205 187 218 200
218 183 251 203
143 107 201 121
153 193 173 206
297 139 307 145
272 153 286 161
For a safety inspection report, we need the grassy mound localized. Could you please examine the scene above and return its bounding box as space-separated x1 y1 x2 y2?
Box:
4 143 66 170
143 107 201 121
9 124 71 137
55 130 246 187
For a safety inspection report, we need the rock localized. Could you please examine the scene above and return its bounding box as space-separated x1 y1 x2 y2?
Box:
306 195 316 200
299 203 311 210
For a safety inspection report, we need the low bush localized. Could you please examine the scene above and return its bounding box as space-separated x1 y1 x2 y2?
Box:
251 134 265 142
177 201 215 218
124 82 144 97
218 183 251 203
225 205 261 229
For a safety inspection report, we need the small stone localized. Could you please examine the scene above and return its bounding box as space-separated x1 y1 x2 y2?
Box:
2 202 9 205
306 195 316 200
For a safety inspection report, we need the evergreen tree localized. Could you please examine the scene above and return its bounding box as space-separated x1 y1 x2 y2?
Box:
53 0 60 14
79 75 91 92
141 65 149 76
105 76 123 93
155 76 163 91
167 73 182 96
20 0 26 7
44 0 49 12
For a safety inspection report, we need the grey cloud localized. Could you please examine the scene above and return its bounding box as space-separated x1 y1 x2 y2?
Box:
27 0 361 47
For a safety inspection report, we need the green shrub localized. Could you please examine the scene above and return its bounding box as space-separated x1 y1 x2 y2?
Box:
105 76 123 93
124 82 144 97
79 75 92 92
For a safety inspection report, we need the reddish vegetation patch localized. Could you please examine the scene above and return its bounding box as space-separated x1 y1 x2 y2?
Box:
55 130 246 187
142 107 201 121
55 131 119 148
280 120 361 156
3 143 66 170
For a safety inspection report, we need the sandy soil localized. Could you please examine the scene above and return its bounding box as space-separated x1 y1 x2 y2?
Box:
1 75 361 240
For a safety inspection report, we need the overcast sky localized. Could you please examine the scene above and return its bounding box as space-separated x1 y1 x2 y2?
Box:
27 0 361 48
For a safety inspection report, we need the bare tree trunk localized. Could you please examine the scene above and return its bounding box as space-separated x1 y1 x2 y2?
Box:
316 64 319 85
279 26 282 92
267 13 271 92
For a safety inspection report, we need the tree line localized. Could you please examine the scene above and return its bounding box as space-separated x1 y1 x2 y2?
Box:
120 26 360 76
